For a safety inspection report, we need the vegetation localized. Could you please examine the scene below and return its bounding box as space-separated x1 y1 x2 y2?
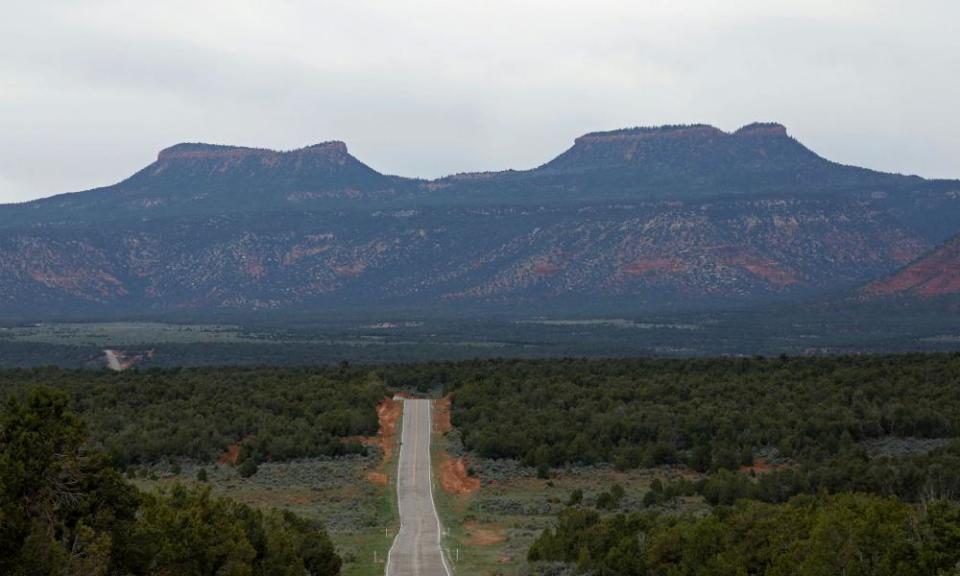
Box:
0 366 386 467
443 355 960 479
638 441 960 507
528 493 960 576
4 354 960 574
416 354 960 574
4 302 960 370
0 387 341 576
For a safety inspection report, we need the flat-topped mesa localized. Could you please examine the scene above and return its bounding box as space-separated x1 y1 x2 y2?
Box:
138 139 388 193
574 124 725 145
734 122 789 138
157 143 269 161
139 139 389 196
540 122 807 174
157 141 350 162
574 123 790 146
298 141 349 156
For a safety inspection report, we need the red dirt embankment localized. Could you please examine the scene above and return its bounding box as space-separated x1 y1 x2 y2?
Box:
433 395 481 495
440 458 480 495
345 398 402 457
368 398 403 485
343 397 403 486
216 397 403 484
375 398 403 461
434 396 453 434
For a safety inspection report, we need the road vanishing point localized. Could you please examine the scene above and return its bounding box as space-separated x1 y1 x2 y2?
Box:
386 398 453 576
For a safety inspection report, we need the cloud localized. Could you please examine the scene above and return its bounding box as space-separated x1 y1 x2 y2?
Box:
0 0 958 203
0 171 32 205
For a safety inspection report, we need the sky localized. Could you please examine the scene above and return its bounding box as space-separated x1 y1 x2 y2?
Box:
1 0 958 203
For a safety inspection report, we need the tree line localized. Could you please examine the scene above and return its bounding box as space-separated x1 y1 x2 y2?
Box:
528 492 960 576
437 354 960 474
641 440 960 508
0 387 341 575
0 365 386 468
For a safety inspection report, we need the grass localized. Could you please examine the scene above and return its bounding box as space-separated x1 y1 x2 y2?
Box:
130 410 403 576
120 394 705 576
338 406 402 576
430 414 707 575
1 322 249 345
0 321 516 351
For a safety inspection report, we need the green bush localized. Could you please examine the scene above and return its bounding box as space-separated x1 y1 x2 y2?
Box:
238 458 259 478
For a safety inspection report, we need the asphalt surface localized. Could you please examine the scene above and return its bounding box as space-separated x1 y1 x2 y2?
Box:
386 399 452 576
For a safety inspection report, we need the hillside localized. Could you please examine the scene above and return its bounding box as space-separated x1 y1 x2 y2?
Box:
0 141 417 227
864 234 960 298
1 123 959 319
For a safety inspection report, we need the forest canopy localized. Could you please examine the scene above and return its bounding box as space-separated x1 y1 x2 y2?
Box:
0 386 341 576
528 493 960 576
440 354 960 472
0 366 386 467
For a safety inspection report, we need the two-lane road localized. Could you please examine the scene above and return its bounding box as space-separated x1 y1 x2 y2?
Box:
386 399 452 576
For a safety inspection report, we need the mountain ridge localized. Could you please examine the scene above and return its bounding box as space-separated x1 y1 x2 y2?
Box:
0 122 958 319
2 121 936 222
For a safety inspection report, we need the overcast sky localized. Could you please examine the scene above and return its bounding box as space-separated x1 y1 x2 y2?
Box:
1 0 958 203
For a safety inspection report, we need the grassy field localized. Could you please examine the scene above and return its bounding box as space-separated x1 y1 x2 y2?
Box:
339 402 402 576
131 405 403 576
0 322 252 345
6 311 960 369
429 402 705 576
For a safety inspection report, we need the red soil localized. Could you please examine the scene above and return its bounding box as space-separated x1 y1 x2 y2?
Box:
738 457 788 475
439 457 480 495
463 521 506 546
432 395 480 495
366 471 388 486
434 396 453 434
344 397 403 486
866 241 960 297
218 442 241 465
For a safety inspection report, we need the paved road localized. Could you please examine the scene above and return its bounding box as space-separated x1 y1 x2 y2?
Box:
386 399 452 576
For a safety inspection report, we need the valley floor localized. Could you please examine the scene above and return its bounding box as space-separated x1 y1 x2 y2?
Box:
4 303 960 368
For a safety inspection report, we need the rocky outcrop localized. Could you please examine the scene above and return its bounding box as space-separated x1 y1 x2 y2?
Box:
864 236 960 298
734 122 789 137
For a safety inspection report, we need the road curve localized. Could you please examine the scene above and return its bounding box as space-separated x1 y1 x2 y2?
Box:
386 399 452 576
